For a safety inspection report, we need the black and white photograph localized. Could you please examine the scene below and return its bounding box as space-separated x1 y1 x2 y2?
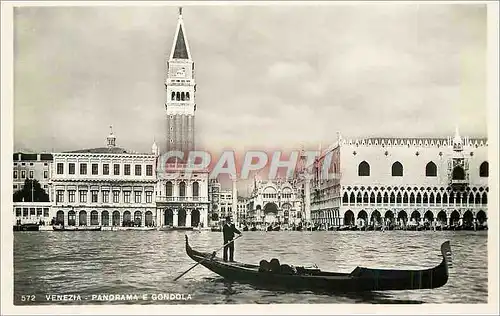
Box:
1 1 498 314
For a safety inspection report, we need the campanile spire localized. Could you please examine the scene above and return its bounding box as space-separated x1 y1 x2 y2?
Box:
164 8 196 155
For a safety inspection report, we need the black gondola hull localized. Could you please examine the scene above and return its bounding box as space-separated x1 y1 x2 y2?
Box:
184 236 451 293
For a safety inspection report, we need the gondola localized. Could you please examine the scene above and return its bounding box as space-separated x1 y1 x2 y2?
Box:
13 223 40 231
184 236 452 293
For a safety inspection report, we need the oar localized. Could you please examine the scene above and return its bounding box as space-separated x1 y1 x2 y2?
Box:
173 234 243 281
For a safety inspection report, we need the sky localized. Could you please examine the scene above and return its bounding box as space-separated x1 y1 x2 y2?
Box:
13 3 488 155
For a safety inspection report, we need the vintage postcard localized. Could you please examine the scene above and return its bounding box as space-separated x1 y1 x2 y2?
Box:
1 1 499 315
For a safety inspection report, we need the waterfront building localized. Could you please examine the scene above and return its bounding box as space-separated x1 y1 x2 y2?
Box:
50 130 157 227
209 179 222 225
309 129 489 229
13 152 53 196
155 161 210 228
218 189 234 221
246 178 303 226
237 196 249 225
13 202 52 225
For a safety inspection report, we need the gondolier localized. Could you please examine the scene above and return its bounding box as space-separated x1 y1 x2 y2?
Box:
222 216 242 262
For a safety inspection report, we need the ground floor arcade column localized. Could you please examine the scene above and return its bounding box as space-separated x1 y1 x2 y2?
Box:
186 210 192 227
173 210 179 227
201 206 209 228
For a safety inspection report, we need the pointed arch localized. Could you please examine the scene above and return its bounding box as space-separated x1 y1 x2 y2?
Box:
425 161 437 177
416 192 422 204
370 192 375 204
383 192 389 204
468 192 474 204
391 161 403 176
436 192 441 204
356 192 362 204
423 192 428 204
171 91 176 100
480 161 489 177
396 192 402 204
390 192 395 204
349 192 355 204
409 192 415 204
186 92 190 101
358 161 370 177
363 192 369 204
442 192 448 204
376 192 382 204
429 192 435 204
475 192 481 204
482 192 488 204
403 192 408 204
342 192 349 204
181 92 185 101
176 92 180 101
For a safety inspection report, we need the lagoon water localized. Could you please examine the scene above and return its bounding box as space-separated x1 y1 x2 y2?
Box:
13 230 487 305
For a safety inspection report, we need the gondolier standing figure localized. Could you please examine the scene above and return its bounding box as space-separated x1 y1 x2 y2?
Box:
223 216 242 262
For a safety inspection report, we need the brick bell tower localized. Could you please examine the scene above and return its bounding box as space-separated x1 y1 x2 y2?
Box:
164 7 196 156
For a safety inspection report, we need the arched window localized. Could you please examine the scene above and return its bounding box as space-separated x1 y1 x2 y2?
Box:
376 192 382 204
342 192 348 204
480 161 489 177
396 192 402 204
391 162 403 176
363 192 369 204
349 192 355 204
416 193 422 204
383 192 389 204
171 91 175 100
356 192 362 204
166 181 173 197
410 193 415 204
370 192 375 204
390 192 395 204
192 182 199 197
426 161 437 177
403 192 408 204
186 92 190 100
358 161 370 177
452 166 465 180
176 92 180 101
181 92 185 101
436 193 441 204
482 192 488 204
179 182 186 197
475 193 481 204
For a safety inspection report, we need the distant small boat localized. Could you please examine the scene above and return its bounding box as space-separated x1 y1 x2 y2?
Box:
266 225 280 231
111 226 156 231
13 223 40 231
52 225 102 231
159 226 194 231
